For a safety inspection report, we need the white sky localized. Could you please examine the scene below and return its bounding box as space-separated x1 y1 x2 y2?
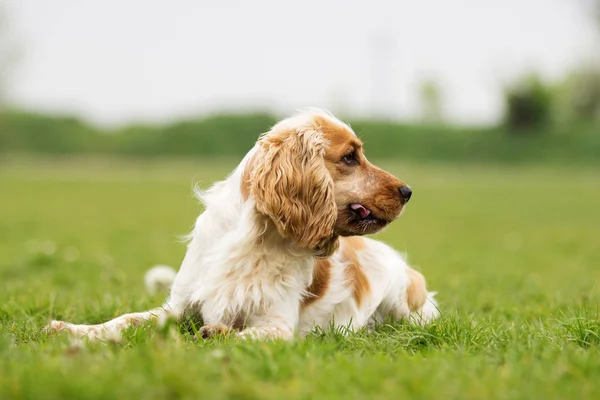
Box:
4 0 599 127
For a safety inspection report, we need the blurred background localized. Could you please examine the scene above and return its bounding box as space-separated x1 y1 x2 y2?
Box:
0 0 599 163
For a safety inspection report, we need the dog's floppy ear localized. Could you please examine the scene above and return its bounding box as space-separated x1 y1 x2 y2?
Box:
249 125 338 257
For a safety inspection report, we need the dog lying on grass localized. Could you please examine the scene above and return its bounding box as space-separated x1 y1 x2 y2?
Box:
45 109 439 341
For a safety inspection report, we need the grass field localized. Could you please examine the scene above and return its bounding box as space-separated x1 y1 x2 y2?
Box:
1 157 600 399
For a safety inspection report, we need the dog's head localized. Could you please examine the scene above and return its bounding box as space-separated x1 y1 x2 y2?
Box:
242 110 411 257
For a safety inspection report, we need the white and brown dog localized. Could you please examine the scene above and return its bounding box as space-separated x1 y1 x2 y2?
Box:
46 109 439 341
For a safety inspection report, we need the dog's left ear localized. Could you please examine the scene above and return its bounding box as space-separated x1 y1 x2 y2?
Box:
249 125 338 257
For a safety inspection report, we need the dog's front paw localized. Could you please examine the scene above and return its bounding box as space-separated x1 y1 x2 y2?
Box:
196 323 233 340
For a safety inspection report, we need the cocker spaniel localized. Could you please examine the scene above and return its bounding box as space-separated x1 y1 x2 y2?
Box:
45 109 439 341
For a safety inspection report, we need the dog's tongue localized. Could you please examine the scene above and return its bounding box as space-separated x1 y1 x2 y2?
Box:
350 203 371 219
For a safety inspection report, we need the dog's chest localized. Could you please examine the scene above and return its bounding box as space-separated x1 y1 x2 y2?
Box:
191 250 313 324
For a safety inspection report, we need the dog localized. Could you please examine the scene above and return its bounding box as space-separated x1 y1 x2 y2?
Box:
45 109 439 341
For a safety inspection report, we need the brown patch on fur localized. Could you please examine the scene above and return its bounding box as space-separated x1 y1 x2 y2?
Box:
341 236 371 307
406 268 427 312
121 316 145 327
302 258 332 307
314 116 363 161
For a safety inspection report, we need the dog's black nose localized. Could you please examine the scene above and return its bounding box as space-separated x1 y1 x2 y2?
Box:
399 185 412 203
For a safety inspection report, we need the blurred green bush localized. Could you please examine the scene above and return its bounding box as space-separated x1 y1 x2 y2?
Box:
503 74 553 131
0 108 599 165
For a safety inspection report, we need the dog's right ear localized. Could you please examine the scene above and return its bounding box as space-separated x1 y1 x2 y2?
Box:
243 125 338 257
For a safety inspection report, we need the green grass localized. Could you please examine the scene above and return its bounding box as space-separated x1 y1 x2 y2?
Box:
1 157 600 399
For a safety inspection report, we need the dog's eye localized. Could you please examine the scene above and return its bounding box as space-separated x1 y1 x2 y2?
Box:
342 152 358 166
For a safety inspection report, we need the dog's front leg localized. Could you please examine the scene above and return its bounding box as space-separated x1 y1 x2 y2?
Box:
237 300 298 341
43 306 177 341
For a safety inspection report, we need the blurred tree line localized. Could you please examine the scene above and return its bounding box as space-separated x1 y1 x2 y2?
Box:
1 109 599 165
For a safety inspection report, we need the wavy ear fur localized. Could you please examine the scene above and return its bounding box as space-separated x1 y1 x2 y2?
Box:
250 124 338 257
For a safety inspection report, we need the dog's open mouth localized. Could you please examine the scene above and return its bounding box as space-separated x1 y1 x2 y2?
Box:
349 203 385 223
337 203 397 236
350 203 373 220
